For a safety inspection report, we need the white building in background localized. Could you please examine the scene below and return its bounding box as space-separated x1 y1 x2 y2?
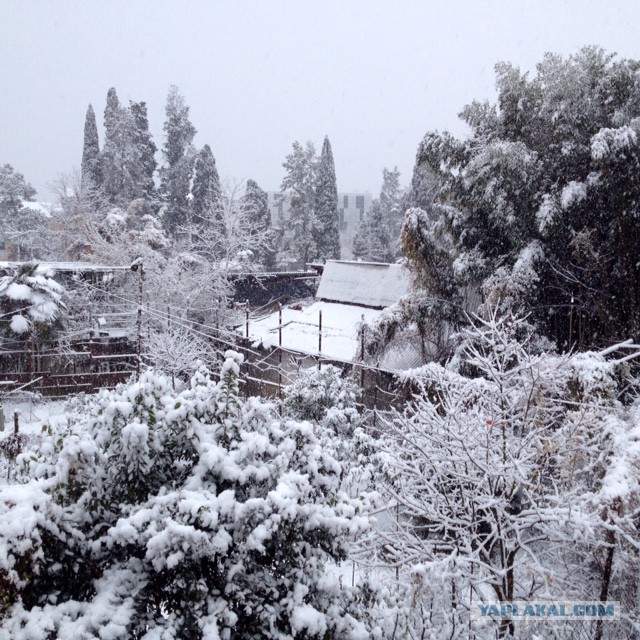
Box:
267 191 373 259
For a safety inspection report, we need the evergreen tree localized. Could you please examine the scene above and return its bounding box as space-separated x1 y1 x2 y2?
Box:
241 178 276 268
0 164 42 260
280 141 317 266
408 46 640 349
100 87 139 207
313 135 341 261
378 166 404 260
405 152 439 214
351 168 403 263
80 104 101 189
351 218 371 260
129 101 157 202
160 85 196 238
368 198 390 261
0 163 36 215
191 144 223 230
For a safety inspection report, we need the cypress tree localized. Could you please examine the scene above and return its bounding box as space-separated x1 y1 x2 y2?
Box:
352 218 371 260
81 104 101 189
129 101 158 202
191 144 223 227
313 135 341 261
100 87 137 207
160 86 196 237
241 179 270 231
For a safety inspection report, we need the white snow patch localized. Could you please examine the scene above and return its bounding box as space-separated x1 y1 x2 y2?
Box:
560 181 587 210
245 301 382 361
10 314 30 334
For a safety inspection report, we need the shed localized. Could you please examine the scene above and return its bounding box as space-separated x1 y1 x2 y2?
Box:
315 260 411 309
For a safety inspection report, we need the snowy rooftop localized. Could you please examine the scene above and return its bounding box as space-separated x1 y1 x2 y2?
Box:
0 261 130 273
316 260 411 308
244 261 414 363
247 300 382 362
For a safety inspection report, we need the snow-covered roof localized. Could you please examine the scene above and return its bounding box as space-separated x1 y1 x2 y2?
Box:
315 260 411 309
246 300 382 362
0 261 130 273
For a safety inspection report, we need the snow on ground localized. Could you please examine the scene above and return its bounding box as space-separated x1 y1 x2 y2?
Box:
246 300 383 362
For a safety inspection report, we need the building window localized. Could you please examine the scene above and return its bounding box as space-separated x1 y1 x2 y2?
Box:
356 195 364 210
343 195 349 208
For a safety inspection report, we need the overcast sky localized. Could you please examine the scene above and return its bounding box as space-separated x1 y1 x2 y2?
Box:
2 0 640 200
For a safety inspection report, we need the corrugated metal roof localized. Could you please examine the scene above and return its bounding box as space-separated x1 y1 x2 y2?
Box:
316 260 411 308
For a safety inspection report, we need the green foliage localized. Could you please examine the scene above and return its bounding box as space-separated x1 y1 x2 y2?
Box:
160 86 197 237
280 141 318 266
313 136 341 261
81 104 101 189
409 46 640 349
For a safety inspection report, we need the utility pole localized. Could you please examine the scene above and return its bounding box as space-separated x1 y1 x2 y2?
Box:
318 309 322 370
278 303 283 398
360 313 365 387
131 258 144 380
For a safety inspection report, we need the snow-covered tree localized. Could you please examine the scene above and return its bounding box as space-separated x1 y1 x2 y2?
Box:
410 46 640 349
313 136 341 261
146 323 215 389
240 178 276 269
280 141 317 267
0 353 377 639
282 365 375 499
283 364 360 433
0 263 66 358
0 163 36 214
352 167 404 263
100 87 139 207
129 100 158 204
378 166 404 258
191 144 224 250
0 164 43 261
366 311 640 638
80 104 101 190
404 148 440 214
160 85 196 239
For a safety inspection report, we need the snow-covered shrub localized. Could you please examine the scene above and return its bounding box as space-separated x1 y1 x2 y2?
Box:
282 365 378 507
0 351 376 639
368 311 640 638
146 324 215 390
283 364 361 434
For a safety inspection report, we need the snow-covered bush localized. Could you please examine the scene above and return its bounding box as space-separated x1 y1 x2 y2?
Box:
0 352 376 639
368 311 640 638
283 364 361 434
282 365 378 511
146 324 216 390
